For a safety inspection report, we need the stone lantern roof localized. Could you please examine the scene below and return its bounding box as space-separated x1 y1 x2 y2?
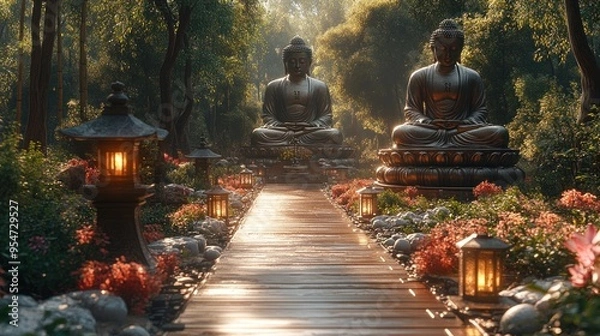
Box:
60 82 167 141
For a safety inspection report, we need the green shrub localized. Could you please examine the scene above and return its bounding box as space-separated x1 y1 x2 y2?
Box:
0 127 96 298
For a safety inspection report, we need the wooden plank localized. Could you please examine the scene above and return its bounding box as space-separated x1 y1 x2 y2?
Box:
167 184 470 336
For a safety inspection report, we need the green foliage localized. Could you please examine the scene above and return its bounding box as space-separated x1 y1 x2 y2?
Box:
318 0 422 135
0 126 96 298
508 81 600 196
546 288 600 335
377 189 411 215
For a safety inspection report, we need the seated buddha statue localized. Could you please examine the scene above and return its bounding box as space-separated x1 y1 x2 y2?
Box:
251 36 343 146
392 19 509 149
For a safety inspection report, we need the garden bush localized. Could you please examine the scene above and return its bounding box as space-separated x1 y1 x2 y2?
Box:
0 126 97 298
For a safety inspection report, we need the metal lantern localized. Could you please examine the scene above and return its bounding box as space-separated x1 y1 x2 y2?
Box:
60 81 166 267
186 137 221 187
239 165 254 189
356 185 382 221
456 233 510 302
205 185 230 221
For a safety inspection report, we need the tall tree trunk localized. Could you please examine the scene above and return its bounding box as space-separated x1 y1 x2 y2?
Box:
16 0 26 129
79 0 88 121
176 52 194 153
56 1 63 124
564 0 600 123
153 0 194 155
25 0 59 151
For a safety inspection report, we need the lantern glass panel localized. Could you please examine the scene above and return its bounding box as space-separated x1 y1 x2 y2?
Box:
105 151 127 176
463 250 476 296
360 195 373 217
478 251 496 293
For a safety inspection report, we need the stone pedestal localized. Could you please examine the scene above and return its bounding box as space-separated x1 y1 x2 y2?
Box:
376 148 525 198
242 144 355 183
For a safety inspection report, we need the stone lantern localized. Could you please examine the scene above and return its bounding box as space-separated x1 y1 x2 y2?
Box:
456 233 510 302
239 165 254 189
185 137 221 187
205 185 230 222
60 82 166 267
356 185 382 221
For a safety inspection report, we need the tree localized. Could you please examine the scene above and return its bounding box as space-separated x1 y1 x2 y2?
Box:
564 0 600 123
25 0 60 150
318 0 421 135
152 0 195 155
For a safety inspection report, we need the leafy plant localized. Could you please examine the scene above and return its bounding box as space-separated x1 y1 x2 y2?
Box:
78 257 163 315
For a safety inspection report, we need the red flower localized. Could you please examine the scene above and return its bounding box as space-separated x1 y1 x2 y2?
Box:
473 180 503 198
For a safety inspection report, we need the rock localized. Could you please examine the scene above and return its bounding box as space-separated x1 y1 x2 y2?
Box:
69 290 128 324
193 234 207 251
499 303 543 335
163 183 194 204
393 238 412 253
204 247 222 261
406 233 428 251
148 236 200 257
195 218 228 235
372 218 389 229
0 306 44 335
57 164 86 191
43 305 96 333
118 325 151 336
206 245 223 253
383 237 396 247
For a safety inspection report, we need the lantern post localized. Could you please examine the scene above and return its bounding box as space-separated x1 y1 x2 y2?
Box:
60 82 166 268
185 137 222 188
205 185 230 223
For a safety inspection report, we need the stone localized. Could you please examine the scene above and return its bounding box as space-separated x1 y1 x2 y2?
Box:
68 290 128 324
204 247 222 261
372 218 390 230
499 303 543 335
393 238 412 253
148 236 200 257
407 233 429 251
193 234 207 252
0 306 44 335
43 305 96 333
118 325 151 336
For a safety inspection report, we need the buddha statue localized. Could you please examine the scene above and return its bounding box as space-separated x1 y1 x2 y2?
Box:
251 36 343 146
376 19 524 194
392 19 509 149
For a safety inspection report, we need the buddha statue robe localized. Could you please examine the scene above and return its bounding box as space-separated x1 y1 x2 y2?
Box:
251 76 343 146
392 63 509 148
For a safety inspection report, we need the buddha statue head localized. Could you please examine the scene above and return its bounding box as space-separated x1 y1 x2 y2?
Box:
429 19 465 65
282 36 312 76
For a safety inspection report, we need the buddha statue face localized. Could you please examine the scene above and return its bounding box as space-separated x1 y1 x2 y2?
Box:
432 37 462 68
285 52 311 81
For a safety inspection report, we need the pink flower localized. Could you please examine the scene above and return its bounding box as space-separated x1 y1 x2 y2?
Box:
559 189 600 212
568 263 592 288
565 224 600 268
564 224 600 289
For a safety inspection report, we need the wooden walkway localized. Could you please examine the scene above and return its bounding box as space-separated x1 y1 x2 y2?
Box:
167 184 472 336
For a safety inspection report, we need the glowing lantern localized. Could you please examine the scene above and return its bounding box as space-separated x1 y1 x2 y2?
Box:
239 165 254 189
186 137 222 187
356 185 382 221
206 185 230 221
59 82 166 267
457 233 509 302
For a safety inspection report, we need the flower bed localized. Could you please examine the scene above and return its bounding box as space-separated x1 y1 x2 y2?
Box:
327 179 600 335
